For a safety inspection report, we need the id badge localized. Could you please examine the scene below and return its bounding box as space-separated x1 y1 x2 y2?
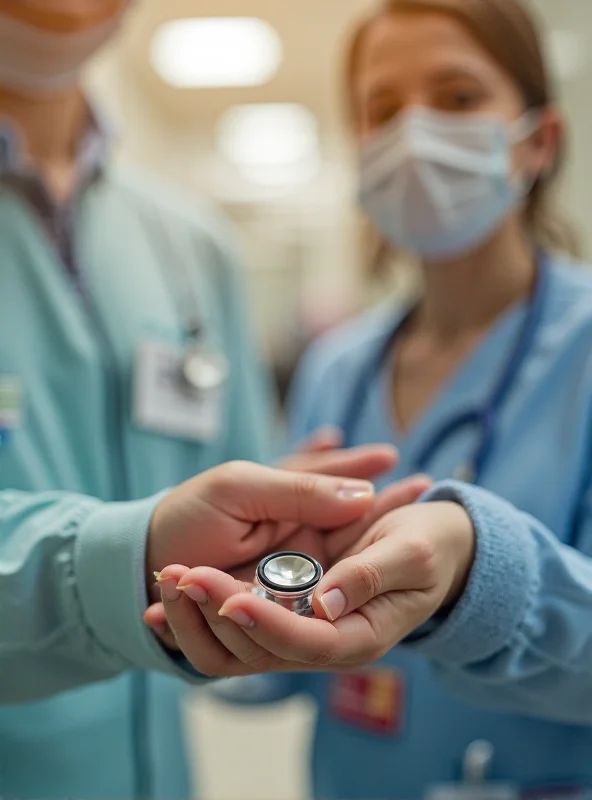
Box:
329 668 405 737
0 375 23 433
133 340 223 443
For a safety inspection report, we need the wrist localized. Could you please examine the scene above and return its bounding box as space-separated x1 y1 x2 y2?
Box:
145 490 174 599
442 502 476 608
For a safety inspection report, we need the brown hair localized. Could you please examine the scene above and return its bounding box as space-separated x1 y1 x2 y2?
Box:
346 0 579 277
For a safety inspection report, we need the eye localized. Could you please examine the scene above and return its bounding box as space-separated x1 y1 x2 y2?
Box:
366 101 402 131
436 86 488 113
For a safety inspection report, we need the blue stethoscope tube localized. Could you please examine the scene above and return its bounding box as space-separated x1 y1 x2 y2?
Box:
340 253 550 485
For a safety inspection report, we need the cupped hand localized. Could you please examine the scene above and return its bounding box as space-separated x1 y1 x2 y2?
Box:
145 478 440 664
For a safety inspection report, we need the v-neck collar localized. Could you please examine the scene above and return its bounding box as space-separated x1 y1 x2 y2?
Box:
375 294 530 458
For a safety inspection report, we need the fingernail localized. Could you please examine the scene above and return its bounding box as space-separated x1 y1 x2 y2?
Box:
338 480 374 500
219 608 255 629
159 578 181 602
320 588 347 621
179 584 209 605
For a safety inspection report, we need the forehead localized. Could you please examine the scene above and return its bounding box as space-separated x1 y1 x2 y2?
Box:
355 11 504 88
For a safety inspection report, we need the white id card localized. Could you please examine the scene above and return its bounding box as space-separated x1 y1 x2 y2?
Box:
133 340 224 443
425 786 519 800
0 375 22 431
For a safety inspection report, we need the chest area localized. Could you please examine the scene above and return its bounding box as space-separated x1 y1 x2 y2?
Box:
392 330 488 434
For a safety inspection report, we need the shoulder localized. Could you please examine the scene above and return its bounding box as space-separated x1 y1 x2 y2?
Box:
545 254 592 344
547 253 592 303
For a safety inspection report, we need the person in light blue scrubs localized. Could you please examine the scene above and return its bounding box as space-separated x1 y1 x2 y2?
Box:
164 0 592 797
0 1 415 798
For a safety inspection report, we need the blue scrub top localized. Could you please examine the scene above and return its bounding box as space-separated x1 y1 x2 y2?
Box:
281 255 592 799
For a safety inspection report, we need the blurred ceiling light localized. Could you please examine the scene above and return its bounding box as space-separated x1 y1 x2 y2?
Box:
151 18 282 88
547 30 588 81
216 103 321 186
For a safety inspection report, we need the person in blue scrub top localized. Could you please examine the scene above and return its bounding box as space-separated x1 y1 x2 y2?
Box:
152 0 592 797
0 1 427 798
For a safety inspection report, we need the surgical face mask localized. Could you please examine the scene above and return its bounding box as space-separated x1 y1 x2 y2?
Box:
359 106 540 261
0 3 127 96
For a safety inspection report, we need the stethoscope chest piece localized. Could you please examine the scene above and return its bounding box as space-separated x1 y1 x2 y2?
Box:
182 343 229 395
253 552 323 617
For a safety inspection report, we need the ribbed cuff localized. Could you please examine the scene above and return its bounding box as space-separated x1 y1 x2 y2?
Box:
403 481 539 665
75 492 202 678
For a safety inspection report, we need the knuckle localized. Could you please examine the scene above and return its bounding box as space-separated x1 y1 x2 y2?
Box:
240 646 275 672
354 559 384 599
307 648 337 668
294 473 320 502
407 536 437 572
211 460 251 491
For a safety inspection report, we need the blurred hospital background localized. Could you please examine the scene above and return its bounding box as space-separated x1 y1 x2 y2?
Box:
84 0 592 797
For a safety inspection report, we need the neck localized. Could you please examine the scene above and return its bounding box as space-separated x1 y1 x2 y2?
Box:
0 87 88 197
414 221 537 339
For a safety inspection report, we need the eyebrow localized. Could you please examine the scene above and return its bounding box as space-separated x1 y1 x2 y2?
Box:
429 66 487 83
363 65 487 101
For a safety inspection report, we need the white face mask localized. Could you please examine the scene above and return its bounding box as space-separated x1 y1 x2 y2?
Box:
359 106 540 261
0 11 124 96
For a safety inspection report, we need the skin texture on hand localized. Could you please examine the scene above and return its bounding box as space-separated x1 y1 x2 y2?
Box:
144 476 437 661
147 460 384 578
146 432 401 592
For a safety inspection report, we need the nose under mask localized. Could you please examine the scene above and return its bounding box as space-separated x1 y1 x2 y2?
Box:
359 106 540 261
0 7 125 96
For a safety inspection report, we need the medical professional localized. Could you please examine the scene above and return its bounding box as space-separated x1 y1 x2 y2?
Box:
154 0 592 797
0 1 426 798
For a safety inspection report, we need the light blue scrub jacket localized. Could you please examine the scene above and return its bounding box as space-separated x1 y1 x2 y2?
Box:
223 256 592 799
0 166 273 798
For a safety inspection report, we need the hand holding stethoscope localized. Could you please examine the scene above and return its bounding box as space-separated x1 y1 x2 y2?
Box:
148 499 475 679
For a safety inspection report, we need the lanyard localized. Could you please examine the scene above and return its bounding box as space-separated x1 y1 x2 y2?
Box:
341 254 550 484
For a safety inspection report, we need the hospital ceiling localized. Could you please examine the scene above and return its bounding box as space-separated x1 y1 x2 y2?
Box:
104 0 592 144
109 0 373 142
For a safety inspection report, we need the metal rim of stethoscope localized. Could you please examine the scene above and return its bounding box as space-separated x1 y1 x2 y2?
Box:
256 552 323 598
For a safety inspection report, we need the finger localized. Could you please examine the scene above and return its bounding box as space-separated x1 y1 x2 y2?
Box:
218 591 371 666
313 526 436 622
144 601 167 627
178 568 281 672
204 462 377 530
156 565 247 676
278 445 398 481
144 602 179 651
324 474 433 562
220 584 432 668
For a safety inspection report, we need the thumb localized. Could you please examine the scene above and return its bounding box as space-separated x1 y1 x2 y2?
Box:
205 462 376 529
313 532 431 622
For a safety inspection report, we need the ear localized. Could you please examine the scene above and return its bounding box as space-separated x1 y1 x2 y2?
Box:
529 106 564 177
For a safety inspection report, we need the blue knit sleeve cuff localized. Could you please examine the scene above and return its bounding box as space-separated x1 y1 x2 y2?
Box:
402 481 539 665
